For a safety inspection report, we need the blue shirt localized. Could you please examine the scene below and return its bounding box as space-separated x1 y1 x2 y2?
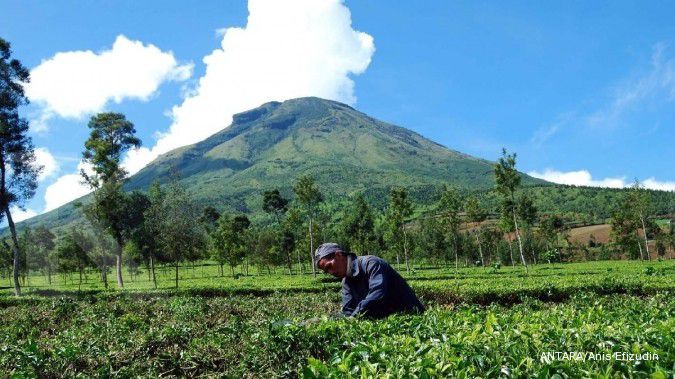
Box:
342 255 425 318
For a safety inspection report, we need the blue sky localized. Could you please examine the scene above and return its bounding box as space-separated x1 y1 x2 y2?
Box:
1 0 674 222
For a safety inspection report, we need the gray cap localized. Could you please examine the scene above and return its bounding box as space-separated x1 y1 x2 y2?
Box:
314 243 345 262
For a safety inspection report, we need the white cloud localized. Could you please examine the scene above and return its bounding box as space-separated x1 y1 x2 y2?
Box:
34 147 59 182
8 206 38 223
25 35 193 121
586 43 675 129
44 161 94 212
643 177 675 191
535 43 675 144
528 169 675 191
122 0 375 174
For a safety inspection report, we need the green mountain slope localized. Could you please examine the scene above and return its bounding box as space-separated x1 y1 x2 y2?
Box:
7 97 553 233
128 97 543 211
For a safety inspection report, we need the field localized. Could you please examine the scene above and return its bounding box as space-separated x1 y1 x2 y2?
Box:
1 261 674 377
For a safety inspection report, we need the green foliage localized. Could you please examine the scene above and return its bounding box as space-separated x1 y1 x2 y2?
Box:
210 214 251 275
340 194 377 255
0 261 673 377
144 178 207 287
0 37 41 295
81 112 141 187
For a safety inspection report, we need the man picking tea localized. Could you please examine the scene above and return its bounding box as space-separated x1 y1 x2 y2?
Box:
315 243 425 319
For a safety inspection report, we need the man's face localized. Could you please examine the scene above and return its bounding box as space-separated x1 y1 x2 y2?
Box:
317 252 349 278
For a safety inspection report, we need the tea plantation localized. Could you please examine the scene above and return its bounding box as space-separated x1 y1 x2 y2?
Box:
1 261 673 377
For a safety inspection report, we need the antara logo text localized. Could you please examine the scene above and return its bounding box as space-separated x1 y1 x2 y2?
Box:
540 352 659 362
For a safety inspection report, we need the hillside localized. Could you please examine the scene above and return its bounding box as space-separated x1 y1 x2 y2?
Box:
13 97 546 232
9 97 674 234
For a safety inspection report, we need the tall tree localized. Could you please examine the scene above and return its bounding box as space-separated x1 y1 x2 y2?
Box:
263 189 294 273
517 194 538 264
494 148 528 273
539 214 564 263
437 186 462 272
342 194 377 256
0 38 42 296
30 226 56 285
628 180 652 260
56 229 95 291
211 214 251 276
263 189 289 224
610 196 641 260
80 112 141 288
293 175 323 277
384 187 413 272
465 195 487 267
145 177 206 288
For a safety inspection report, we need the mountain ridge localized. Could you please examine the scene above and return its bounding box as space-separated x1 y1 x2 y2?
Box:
11 97 547 232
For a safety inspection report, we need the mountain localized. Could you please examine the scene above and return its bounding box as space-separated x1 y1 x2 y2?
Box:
13 97 548 232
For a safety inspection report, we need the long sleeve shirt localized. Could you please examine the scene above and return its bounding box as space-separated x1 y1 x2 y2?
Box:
341 255 425 319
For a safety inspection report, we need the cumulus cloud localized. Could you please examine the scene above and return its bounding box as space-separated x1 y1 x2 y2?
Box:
25 35 193 121
8 206 38 223
643 177 675 191
122 0 375 174
528 169 675 191
34 147 59 181
44 161 94 212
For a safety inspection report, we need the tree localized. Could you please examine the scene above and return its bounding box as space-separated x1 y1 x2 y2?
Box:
293 175 323 277
341 194 377 256
627 180 652 260
668 219 675 260
142 181 167 287
80 112 141 288
56 229 95 291
145 177 206 288
517 194 538 264
0 38 42 296
610 196 641 260
437 186 462 272
416 216 446 269
465 195 487 267
384 187 413 273
494 148 528 273
211 214 251 276
199 206 221 233
263 189 289 224
539 214 564 263
30 226 56 284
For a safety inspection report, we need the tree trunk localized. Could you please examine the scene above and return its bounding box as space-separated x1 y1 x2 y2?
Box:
640 215 650 260
101 263 108 289
220 263 224 277
403 225 410 273
4 207 22 296
309 216 316 277
150 255 157 289
512 209 528 274
476 233 484 267
297 250 304 274
636 232 644 261
175 262 179 289
47 266 52 286
115 249 124 288
454 235 459 275
79 268 83 291
507 237 515 267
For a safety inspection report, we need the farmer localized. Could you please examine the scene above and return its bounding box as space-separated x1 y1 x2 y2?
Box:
314 243 425 319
